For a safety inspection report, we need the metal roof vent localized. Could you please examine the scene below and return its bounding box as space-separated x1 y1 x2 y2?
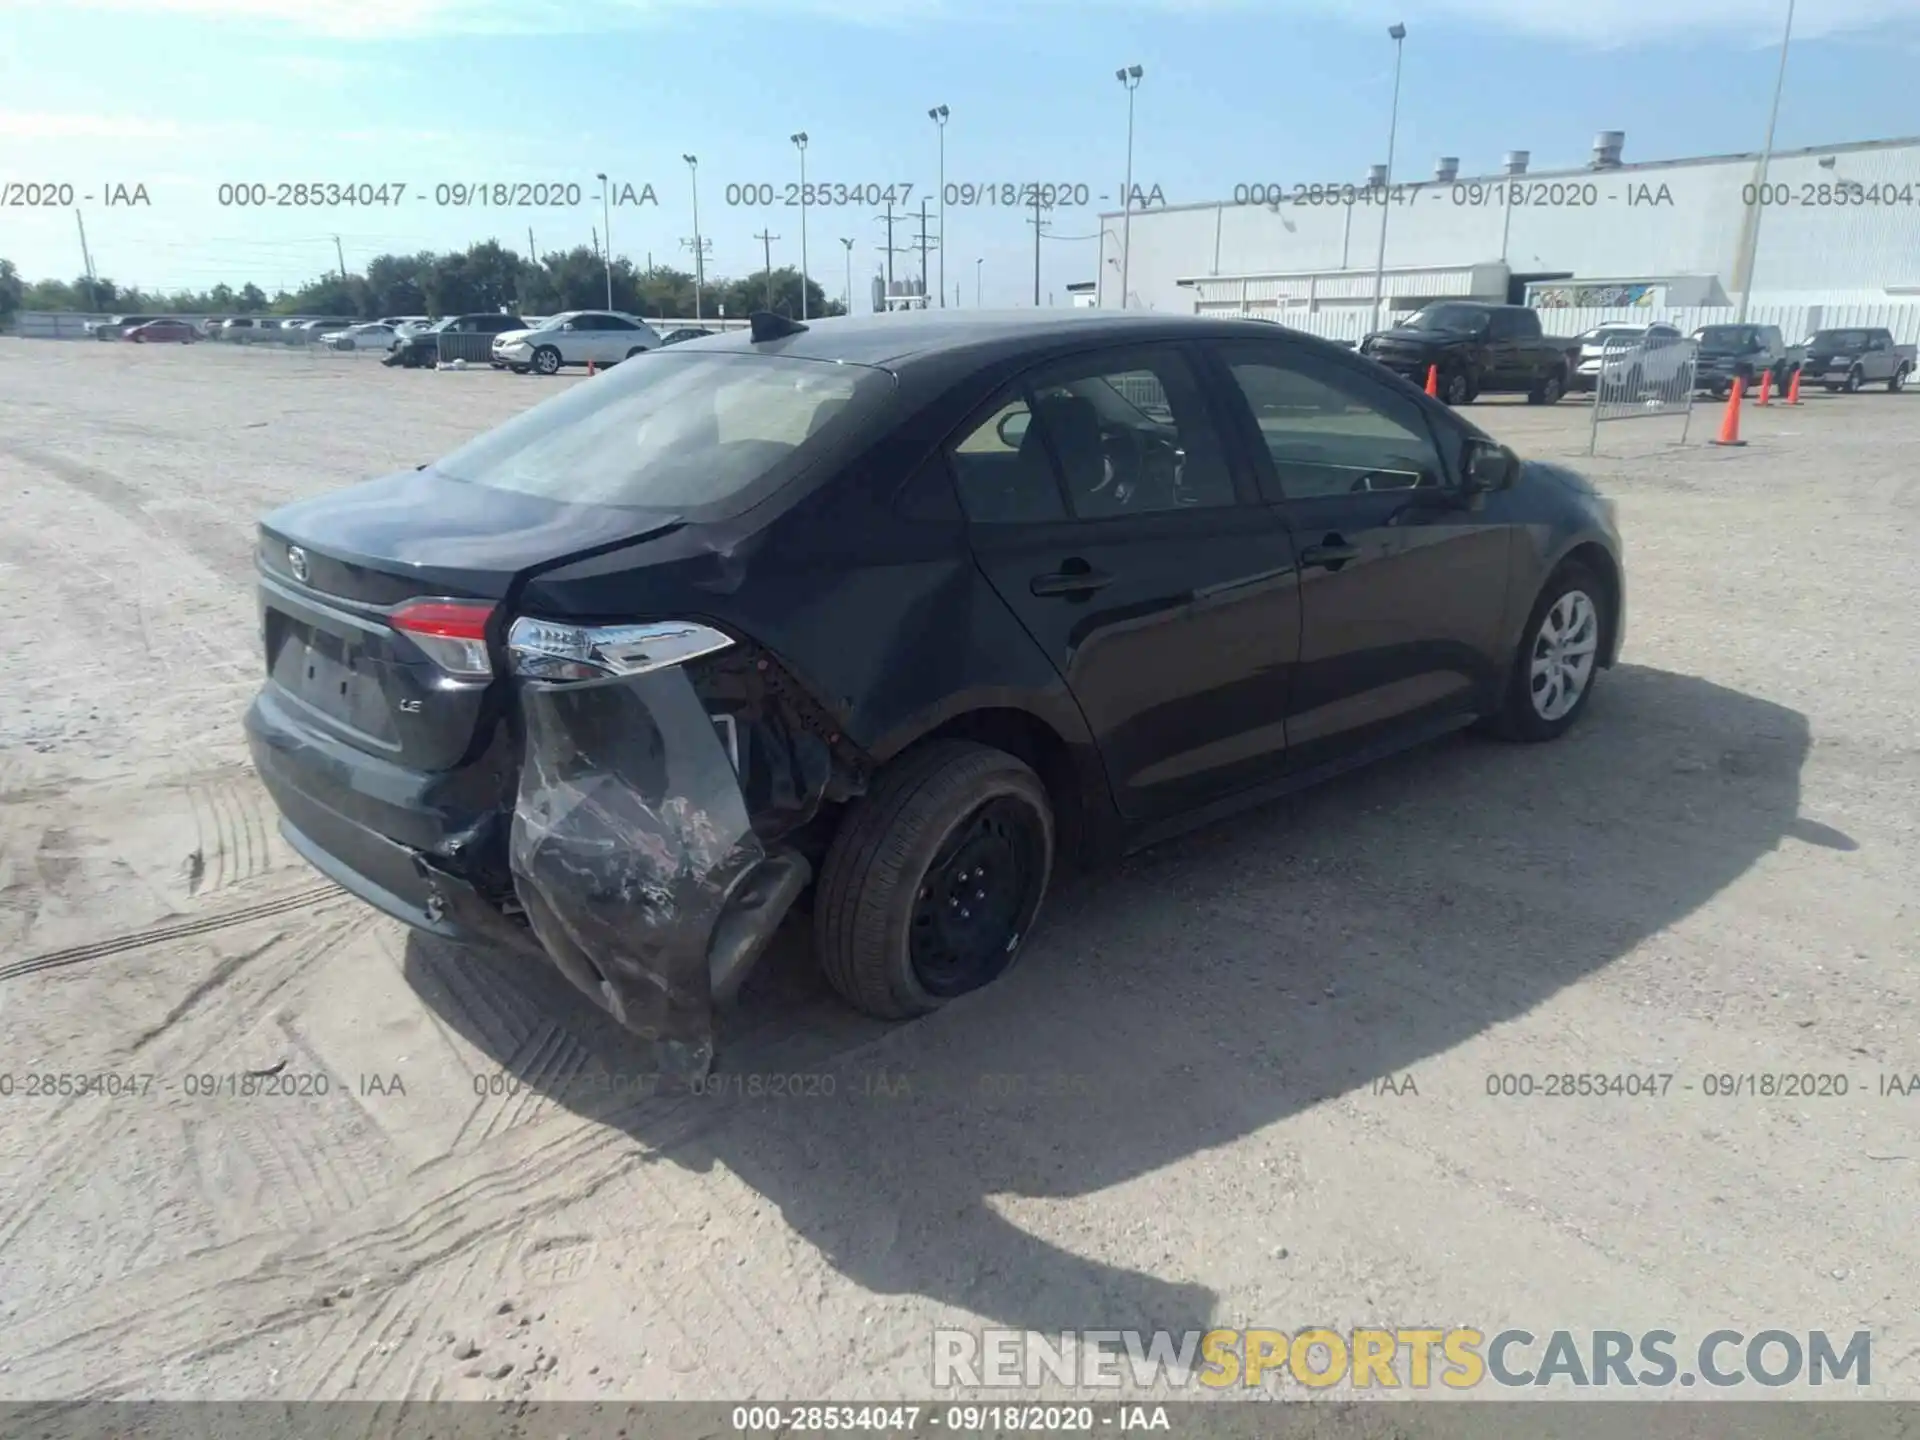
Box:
1590 131 1625 169
1434 157 1459 183
1504 150 1530 176
1366 164 1389 189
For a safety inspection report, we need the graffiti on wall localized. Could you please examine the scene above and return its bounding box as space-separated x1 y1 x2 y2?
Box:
1532 283 1660 309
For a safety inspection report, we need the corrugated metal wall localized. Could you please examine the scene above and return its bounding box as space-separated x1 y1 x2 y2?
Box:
1210 302 1920 347
1103 140 1920 315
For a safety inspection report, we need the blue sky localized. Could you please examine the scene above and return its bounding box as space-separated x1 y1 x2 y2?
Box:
2 0 1917 307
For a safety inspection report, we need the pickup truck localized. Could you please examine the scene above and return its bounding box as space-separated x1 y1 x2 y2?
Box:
1799 327 1915 393
1358 302 1576 406
1689 324 1795 398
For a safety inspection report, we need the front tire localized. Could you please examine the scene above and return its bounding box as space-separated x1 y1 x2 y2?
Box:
1841 367 1862 394
1527 369 1566 405
532 345 562 376
1486 562 1607 743
1442 367 1471 406
815 741 1054 1020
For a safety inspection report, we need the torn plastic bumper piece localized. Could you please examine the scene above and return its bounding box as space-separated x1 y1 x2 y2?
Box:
506 664 802 1081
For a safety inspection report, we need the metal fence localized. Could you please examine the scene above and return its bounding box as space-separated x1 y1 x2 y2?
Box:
1587 336 1699 455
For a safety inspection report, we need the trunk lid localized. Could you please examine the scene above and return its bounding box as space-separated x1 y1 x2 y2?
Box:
257 466 680 771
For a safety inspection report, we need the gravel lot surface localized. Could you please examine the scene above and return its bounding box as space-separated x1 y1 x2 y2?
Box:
0 337 1914 1408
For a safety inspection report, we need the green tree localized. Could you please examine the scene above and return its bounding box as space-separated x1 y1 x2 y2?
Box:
0 260 22 326
236 283 267 312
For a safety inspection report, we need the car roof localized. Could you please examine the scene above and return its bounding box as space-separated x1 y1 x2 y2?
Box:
676 310 1350 371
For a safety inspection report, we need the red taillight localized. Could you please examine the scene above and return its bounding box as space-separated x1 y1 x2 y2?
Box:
391 599 495 679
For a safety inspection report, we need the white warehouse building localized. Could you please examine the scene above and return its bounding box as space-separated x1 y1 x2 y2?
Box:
1093 133 1920 343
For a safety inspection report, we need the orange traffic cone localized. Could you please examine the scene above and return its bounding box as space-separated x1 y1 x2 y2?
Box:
1785 367 1803 405
1710 376 1747 447
1425 364 1439 397
587 359 596 376
1755 368 1772 407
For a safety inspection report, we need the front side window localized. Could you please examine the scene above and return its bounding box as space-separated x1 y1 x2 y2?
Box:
1019 350 1237 519
433 351 891 512
1218 345 1443 501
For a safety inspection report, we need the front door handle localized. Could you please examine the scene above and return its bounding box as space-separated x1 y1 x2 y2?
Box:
1299 536 1361 571
1030 562 1114 597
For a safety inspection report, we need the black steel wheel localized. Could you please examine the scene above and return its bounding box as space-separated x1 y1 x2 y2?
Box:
815 741 1054 1019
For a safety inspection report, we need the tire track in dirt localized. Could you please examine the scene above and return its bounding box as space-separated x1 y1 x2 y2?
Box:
0 882 344 983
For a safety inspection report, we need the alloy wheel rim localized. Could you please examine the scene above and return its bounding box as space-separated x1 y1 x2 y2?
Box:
1529 589 1599 722
909 796 1047 998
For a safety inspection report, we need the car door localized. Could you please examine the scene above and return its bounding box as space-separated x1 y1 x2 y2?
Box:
949 344 1303 823
1865 332 1892 380
595 315 647 362
1485 308 1525 387
1204 338 1515 778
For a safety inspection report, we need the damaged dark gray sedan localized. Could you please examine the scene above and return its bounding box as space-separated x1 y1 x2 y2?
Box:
246 309 1625 1076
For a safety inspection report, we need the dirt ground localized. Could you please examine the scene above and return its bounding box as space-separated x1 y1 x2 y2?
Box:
0 338 1914 1406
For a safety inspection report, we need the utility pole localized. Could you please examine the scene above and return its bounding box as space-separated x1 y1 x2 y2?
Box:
874 199 910 297
841 237 855 315
74 208 98 311
929 104 949 306
1737 0 1797 322
913 197 938 300
680 237 713 320
1116 64 1143 309
753 229 781 309
528 226 537 263
1026 193 1053 306
333 235 347 279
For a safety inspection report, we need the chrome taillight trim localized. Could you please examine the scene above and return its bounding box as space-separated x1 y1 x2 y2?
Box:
507 617 735 681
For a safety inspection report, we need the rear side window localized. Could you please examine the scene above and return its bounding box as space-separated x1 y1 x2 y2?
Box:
433 351 893 512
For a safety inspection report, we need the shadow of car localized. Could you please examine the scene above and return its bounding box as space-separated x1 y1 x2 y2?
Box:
402 662 1814 1338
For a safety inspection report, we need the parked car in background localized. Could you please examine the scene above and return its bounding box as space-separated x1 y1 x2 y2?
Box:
1689 324 1792 397
385 313 526 368
323 322 398 351
491 311 664 375
1358 302 1575 406
91 314 160 340
246 310 1624 1058
124 319 200 344
1568 322 1692 396
379 315 431 329
1799 327 1915 393
219 317 262 342
660 327 717 345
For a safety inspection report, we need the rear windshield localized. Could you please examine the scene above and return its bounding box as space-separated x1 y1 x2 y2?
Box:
1693 326 1754 349
432 351 894 511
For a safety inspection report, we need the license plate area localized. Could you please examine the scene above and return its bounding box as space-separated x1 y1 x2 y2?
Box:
267 609 400 744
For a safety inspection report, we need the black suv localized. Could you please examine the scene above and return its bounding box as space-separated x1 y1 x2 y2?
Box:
386 313 526 369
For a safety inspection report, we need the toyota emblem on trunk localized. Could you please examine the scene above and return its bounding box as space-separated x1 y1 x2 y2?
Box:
287 545 310 583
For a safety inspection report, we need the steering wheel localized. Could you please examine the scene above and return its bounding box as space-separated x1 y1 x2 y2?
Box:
1092 425 1147 504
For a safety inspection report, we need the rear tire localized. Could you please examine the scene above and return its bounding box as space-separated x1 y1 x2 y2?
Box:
1527 369 1566 405
1890 365 1909 394
814 741 1054 1020
1485 561 1607 743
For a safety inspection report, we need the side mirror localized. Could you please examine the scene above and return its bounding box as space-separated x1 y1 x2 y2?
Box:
996 411 1032 448
1462 439 1518 495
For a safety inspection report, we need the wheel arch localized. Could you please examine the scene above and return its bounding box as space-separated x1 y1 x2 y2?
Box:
877 705 1112 872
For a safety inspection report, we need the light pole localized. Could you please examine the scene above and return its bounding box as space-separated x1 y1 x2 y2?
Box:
791 132 810 319
1116 65 1142 310
595 172 614 309
1737 0 1797 322
683 155 704 322
929 105 949 308
841 237 855 315
976 257 983 307
1369 24 1407 332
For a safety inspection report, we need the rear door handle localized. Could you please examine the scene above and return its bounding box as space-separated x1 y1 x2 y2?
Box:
1299 538 1361 570
1030 566 1114 597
